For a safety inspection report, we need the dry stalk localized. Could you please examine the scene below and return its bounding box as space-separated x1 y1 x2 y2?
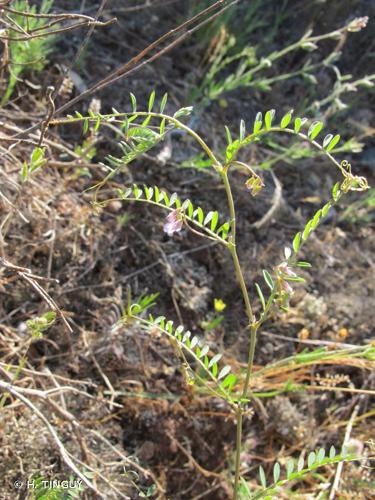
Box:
0 378 105 498
329 404 360 499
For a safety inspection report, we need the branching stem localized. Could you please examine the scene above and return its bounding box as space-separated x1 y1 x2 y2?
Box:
221 169 257 498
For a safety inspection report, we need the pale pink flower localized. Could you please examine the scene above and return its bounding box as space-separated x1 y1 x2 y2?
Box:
277 262 297 278
281 280 294 295
163 209 183 236
274 262 296 297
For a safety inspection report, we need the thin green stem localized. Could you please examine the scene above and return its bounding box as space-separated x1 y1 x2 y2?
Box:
99 195 228 245
233 409 243 500
241 323 259 401
221 170 257 498
132 315 235 403
221 172 254 322
228 26 346 88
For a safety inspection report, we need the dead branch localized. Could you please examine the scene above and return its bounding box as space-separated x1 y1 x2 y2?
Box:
0 378 105 498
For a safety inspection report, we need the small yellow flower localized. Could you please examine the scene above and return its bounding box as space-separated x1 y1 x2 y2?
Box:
337 327 349 340
298 328 310 340
214 298 226 312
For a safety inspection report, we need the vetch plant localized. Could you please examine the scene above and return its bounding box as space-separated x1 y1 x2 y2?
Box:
50 93 369 498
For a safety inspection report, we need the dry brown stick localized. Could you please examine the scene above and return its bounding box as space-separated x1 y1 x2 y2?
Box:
66 450 132 500
52 0 110 104
0 121 82 158
329 404 360 499
2 372 147 496
1 0 110 151
80 327 117 410
21 274 72 333
0 363 124 411
251 170 283 229
114 0 179 13
11 0 240 140
0 257 73 333
0 379 105 498
81 0 231 90
1 371 121 483
38 85 55 147
166 432 223 479
42 368 92 466
2 5 110 21
0 362 92 385
261 330 359 349
88 428 165 495
0 18 115 41
56 0 240 115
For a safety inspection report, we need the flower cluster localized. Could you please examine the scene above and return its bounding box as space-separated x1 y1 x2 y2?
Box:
273 261 297 310
245 173 264 197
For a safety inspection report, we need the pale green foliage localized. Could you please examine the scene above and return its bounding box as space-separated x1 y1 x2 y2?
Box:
196 21 349 103
70 95 192 179
254 176 370 315
188 10 372 178
1 0 371 495
115 183 230 242
340 187 375 223
29 475 84 499
124 303 238 403
245 445 355 499
26 311 56 339
21 147 47 182
224 109 343 165
2 0 56 105
189 108 346 172
65 94 368 333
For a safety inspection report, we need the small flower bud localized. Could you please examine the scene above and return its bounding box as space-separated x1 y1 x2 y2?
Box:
260 58 272 68
347 16 369 32
88 98 101 116
59 77 74 99
245 174 264 197
284 247 292 260
330 30 344 40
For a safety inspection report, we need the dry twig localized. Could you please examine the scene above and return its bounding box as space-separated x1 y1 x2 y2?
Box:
329 404 360 499
0 378 105 498
0 256 72 333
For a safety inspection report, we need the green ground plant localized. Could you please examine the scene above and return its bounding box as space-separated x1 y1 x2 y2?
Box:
188 8 373 179
1 0 55 105
29 474 84 500
340 188 375 223
191 11 370 106
49 93 371 498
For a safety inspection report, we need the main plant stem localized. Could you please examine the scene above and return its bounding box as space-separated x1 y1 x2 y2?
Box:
234 408 243 498
221 170 258 499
